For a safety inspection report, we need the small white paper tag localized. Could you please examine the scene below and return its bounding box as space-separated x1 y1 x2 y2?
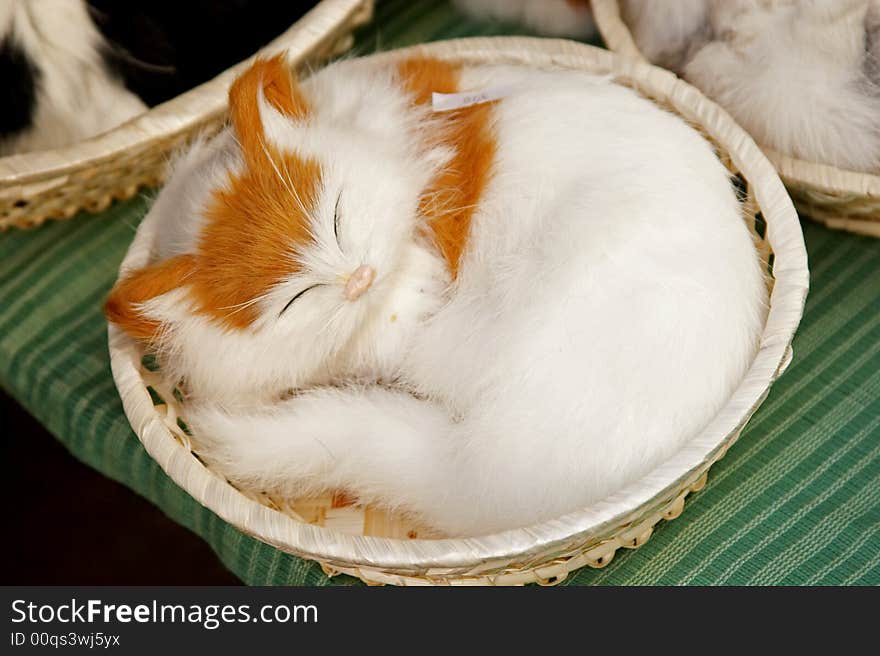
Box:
431 84 516 112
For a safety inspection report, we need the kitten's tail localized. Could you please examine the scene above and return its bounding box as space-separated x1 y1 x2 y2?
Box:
185 386 461 526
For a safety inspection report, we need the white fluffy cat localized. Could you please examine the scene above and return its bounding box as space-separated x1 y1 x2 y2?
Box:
106 54 766 537
622 0 880 172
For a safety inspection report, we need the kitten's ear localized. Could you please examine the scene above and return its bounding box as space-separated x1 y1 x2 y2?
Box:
104 255 196 342
228 53 309 167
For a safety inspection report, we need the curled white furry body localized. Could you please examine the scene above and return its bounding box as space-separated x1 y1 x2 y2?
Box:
107 56 766 536
620 0 880 172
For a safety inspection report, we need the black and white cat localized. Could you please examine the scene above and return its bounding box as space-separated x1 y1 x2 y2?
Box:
0 0 145 155
0 0 317 156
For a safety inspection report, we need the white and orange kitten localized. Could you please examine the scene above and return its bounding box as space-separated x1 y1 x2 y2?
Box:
106 55 766 536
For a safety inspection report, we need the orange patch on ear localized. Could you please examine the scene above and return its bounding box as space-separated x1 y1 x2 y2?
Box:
397 57 497 280
228 54 310 169
104 255 196 342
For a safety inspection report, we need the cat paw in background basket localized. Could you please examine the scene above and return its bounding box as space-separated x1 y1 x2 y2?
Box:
106 38 807 585
589 0 880 237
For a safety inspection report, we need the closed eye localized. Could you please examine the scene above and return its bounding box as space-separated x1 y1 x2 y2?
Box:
279 284 322 317
333 190 342 251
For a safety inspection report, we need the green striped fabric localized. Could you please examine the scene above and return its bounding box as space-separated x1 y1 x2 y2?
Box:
1 0 878 585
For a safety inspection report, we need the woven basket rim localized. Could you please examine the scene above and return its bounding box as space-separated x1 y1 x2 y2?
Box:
591 0 880 200
108 36 809 574
0 0 370 185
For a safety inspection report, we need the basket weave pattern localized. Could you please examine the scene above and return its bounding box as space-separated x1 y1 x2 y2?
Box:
0 0 374 230
591 0 880 238
109 37 809 586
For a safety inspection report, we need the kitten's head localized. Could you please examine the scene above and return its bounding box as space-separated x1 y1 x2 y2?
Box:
105 55 445 403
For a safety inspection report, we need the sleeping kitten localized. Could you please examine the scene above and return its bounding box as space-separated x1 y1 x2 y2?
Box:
105 54 766 536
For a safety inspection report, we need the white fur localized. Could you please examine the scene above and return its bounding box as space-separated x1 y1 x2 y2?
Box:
684 0 880 172
135 61 766 536
453 0 596 39
620 0 710 72
866 1 880 83
0 0 145 155
621 0 880 172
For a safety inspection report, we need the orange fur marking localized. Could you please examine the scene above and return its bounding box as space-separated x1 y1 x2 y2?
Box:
397 57 459 105
105 55 321 338
104 255 196 341
330 490 357 508
197 54 319 329
398 57 497 279
197 153 321 328
228 55 310 168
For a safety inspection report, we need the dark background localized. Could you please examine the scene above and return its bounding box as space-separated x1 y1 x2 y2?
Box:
1 389 238 584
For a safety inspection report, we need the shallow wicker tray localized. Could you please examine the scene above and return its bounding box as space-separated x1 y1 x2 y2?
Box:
0 0 373 231
592 0 880 238
108 37 809 586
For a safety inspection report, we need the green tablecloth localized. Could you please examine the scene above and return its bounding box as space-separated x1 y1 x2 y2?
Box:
2 0 878 585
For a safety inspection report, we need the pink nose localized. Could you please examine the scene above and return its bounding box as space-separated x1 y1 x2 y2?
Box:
344 265 375 301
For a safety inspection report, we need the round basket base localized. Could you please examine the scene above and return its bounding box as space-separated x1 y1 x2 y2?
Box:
108 37 808 586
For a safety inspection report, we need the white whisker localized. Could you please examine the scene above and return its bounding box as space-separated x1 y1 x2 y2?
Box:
218 291 272 317
317 303 347 337
259 138 320 226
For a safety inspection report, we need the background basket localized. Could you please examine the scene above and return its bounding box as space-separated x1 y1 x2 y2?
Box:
591 0 880 238
108 37 809 586
0 0 373 231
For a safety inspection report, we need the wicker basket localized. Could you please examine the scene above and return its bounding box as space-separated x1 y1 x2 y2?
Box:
592 0 880 238
108 37 809 586
0 0 373 231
